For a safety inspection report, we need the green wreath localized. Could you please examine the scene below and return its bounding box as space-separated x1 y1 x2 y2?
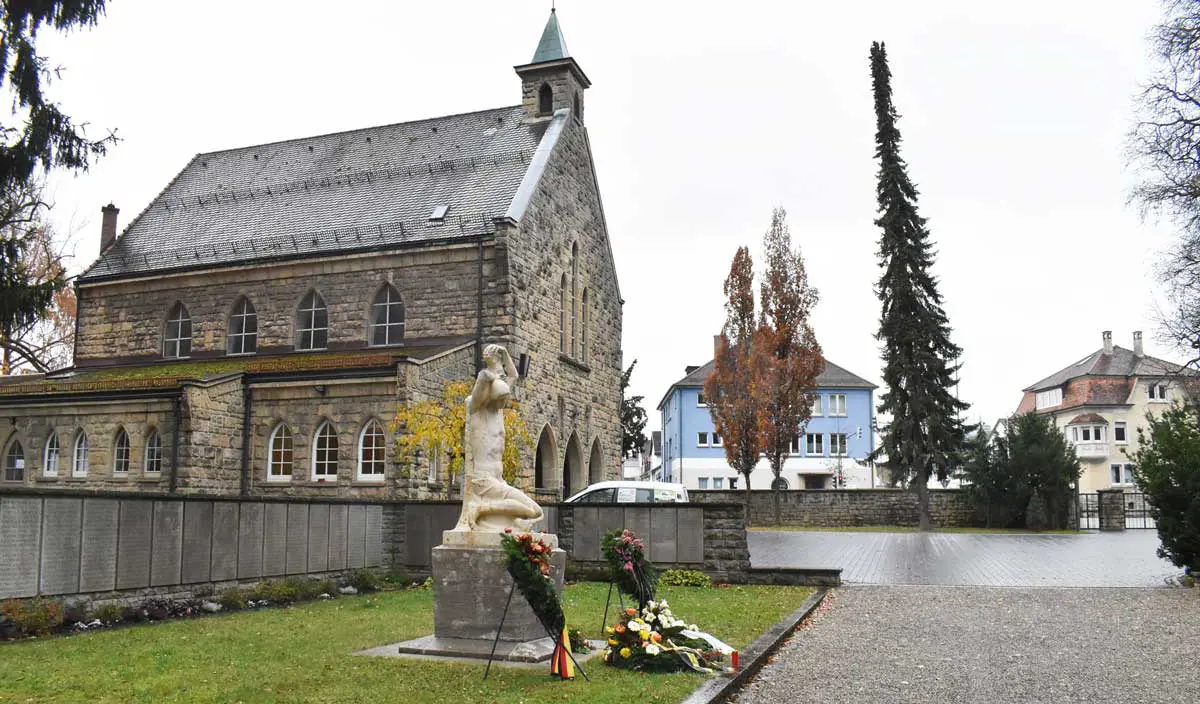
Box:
500 531 565 633
601 529 659 609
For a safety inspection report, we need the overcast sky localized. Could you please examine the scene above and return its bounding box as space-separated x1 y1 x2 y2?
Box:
37 0 1179 435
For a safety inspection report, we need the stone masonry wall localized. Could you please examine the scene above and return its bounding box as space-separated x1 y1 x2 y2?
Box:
75 242 505 363
0 397 178 492
178 376 243 495
502 114 623 497
690 489 981 528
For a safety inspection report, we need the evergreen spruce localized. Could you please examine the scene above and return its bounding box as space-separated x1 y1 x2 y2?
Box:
869 42 969 530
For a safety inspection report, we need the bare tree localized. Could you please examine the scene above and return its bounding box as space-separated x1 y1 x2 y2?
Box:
1131 1 1200 357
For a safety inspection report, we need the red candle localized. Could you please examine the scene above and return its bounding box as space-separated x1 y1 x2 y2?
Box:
732 651 739 670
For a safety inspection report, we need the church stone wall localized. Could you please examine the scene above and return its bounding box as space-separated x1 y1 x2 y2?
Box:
0 397 177 492
75 243 506 364
177 377 244 495
503 116 623 496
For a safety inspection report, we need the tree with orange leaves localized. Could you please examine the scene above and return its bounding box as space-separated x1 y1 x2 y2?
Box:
704 247 763 505
756 208 824 524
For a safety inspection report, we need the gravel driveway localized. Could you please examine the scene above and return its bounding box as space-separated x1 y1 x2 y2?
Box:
733 586 1199 704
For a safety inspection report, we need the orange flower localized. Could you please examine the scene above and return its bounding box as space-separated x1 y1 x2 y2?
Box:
614 623 626 634
651 632 662 643
626 608 637 617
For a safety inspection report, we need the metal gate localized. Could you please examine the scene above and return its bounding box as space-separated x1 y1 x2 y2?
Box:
1076 491 1155 530
1078 492 1099 530
1122 492 1156 529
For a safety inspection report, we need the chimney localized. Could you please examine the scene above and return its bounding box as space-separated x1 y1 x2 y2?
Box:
100 203 120 252
1133 330 1144 357
1102 330 1113 356
713 334 722 356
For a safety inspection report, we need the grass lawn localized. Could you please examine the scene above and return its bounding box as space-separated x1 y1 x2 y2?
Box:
0 583 814 704
749 525 1082 534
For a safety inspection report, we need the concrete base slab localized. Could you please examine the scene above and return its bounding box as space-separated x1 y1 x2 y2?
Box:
356 635 607 668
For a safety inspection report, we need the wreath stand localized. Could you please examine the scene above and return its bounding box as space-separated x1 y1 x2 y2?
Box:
482 577 590 682
599 580 627 636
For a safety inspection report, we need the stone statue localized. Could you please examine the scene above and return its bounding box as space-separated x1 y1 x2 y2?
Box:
452 344 544 532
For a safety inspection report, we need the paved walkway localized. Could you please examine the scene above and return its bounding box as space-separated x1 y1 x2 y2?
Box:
733 586 1199 704
749 530 1178 587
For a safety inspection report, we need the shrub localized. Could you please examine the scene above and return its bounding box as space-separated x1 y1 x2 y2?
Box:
1134 407 1200 574
283 577 332 601
218 589 247 611
0 598 65 636
659 569 712 588
1024 493 1048 531
90 604 124 624
248 580 300 605
345 568 382 593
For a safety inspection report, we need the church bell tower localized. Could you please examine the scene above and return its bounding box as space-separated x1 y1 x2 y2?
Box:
515 9 591 123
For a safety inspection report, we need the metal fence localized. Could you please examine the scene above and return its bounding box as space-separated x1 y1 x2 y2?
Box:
1077 491 1155 530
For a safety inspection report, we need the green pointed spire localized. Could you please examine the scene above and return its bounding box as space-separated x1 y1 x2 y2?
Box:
531 8 569 63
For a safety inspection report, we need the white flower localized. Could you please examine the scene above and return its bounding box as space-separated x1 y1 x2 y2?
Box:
645 644 661 656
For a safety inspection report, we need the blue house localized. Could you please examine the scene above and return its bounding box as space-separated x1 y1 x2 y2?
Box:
655 357 877 490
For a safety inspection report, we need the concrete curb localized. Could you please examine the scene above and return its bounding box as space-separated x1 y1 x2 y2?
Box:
681 587 829 704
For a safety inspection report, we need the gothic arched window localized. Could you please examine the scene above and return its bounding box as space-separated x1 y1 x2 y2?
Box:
570 242 578 357
370 284 405 346
164 302 192 359
228 297 258 355
559 274 568 353
297 291 328 351
267 424 294 481
538 83 553 115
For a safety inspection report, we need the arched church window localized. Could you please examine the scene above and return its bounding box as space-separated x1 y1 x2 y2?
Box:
228 297 258 355
538 83 553 115
297 291 328 351
370 284 405 346
164 302 192 359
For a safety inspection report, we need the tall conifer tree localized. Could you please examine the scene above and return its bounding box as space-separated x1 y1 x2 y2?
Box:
869 42 968 530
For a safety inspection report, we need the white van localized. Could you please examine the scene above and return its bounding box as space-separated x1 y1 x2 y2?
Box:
564 481 689 504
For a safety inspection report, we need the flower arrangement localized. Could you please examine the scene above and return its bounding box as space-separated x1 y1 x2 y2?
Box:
500 530 575 679
602 599 732 674
601 529 659 609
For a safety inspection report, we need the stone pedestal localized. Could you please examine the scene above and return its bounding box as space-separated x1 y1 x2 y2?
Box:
395 531 566 663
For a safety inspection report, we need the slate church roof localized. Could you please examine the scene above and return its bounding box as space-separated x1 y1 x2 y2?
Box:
80 105 553 282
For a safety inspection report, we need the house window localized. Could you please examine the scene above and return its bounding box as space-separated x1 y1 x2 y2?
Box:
831 433 848 456
43 433 59 477
312 422 339 481
358 420 386 480
268 424 294 481
697 432 709 447
811 395 822 417
370 284 405 346
697 392 707 407
73 432 89 477
1114 422 1127 444
580 288 588 363
713 477 724 489
1035 388 1063 410
698 477 709 489
1148 383 1168 401
1071 425 1106 442
729 477 738 490
228 297 258 355
559 274 568 353
297 291 329 351
163 302 192 359
145 431 162 475
829 394 847 417
112 429 130 475
806 433 824 456
711 432 723 448
4 439 24 482
1110 463 1135 485
789 435 801 454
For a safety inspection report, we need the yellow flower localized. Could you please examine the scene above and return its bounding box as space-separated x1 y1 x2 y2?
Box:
619 647 632 659
640 630 650 641
605 627 614 634
608 639 618 646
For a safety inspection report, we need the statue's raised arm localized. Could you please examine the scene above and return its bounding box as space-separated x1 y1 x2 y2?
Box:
453 343 544 533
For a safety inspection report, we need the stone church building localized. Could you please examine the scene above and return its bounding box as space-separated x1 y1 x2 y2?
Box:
0 11 622 501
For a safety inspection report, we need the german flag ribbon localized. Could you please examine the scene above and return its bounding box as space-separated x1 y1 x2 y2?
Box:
549 626 575 679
